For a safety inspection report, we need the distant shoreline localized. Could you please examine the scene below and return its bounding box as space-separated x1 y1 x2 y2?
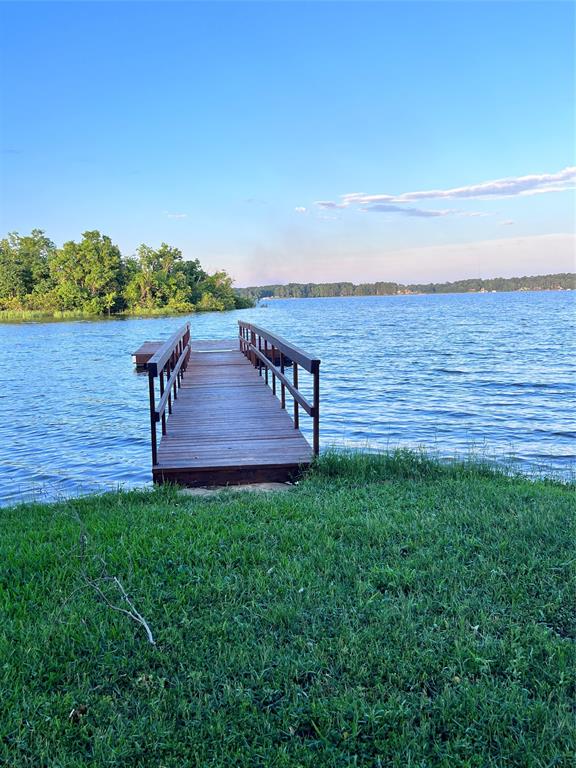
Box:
236 273 575 301
255 287 574 301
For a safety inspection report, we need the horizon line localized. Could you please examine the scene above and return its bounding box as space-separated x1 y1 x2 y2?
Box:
236 271 576 290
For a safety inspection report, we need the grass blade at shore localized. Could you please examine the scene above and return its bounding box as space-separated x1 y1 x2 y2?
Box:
1 452 574 766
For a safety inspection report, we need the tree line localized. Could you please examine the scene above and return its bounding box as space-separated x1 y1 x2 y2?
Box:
0 229 253 315
237 273 576 301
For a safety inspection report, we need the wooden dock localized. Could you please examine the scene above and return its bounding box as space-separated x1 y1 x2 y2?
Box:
144 323 320 487
132 341 163 368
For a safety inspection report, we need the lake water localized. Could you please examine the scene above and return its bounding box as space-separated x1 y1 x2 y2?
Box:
1 291 574 505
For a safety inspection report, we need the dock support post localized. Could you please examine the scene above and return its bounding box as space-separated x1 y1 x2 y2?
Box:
258 336 262 376
293 363 299 429
312 360 320 455
159 371 167 435
148 370 158 465
166 360 172 415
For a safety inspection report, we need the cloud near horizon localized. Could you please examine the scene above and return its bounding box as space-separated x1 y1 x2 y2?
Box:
237 232 574 287
313 166 576 218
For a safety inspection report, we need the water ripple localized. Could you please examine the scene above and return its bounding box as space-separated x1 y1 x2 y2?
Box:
0 291 574 504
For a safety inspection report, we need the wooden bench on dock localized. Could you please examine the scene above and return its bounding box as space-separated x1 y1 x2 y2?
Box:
144 322 320 486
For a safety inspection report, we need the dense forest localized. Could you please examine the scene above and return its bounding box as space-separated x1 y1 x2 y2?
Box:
237 273 576 301
0 229 252 316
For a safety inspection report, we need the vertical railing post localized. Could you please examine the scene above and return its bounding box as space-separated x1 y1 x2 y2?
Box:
166 361 172 415
264 340 269 385
173 355 178 400
293 362 299 429
250 329 256 367
182 325 189 372
312 360 320 455
280 352 286 408
147 323 191 474
159 370 167 435
258 335 262 376
184 329 190 370
148 369 158 465
271 344 276 395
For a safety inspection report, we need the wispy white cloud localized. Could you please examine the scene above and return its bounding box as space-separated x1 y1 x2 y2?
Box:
315 200 348 210
362 203 456 218
318 200 482 218
164 212 188 219
500 219 515 226
294 206 307 214
311 166 575 219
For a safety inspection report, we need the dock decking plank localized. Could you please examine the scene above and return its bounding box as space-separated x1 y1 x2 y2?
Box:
153 340 313 486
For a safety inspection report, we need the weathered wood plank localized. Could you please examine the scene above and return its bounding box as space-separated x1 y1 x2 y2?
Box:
154 342 312 486
190 339 237 351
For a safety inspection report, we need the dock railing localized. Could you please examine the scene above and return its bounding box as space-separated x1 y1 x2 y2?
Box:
147 322 191 465
238 321 321 455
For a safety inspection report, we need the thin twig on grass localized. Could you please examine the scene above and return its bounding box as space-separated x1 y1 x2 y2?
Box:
64 514 156 645
85 575 156 645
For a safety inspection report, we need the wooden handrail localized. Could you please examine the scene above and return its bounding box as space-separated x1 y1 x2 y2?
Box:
238 320 320 372
148 323 190 377
250 344 314 414
238 321 321 454
155 342 190 422
148 322 191 465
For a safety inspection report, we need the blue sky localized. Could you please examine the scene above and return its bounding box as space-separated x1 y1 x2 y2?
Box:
1 1 574 285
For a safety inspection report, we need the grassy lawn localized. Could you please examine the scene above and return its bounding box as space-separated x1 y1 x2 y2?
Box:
1 452 574 767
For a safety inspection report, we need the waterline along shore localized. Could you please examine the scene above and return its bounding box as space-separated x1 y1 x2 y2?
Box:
1 452 574 767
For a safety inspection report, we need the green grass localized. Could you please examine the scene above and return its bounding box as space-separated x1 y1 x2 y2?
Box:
0 309 97 322
1 452 574 767
0 308 191 322
0 303 252 322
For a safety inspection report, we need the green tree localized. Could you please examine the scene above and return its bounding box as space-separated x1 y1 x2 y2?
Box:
49 231 124 313
0 230 55 307
124 243 193 312
197 270 238 311
181 258 208 304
